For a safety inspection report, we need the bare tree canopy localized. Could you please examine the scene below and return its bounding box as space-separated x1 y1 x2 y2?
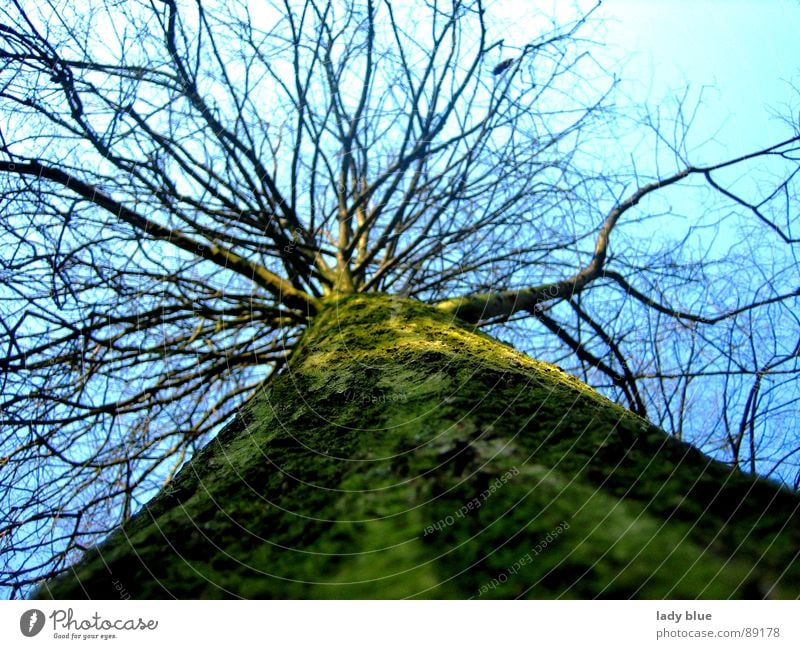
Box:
1 0 798 597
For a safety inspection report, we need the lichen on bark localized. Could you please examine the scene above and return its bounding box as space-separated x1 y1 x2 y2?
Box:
37 293 800 598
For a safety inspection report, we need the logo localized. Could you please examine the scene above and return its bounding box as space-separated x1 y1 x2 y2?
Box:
20 609 45 637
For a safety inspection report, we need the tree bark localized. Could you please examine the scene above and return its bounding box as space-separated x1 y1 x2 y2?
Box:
37 294 800 598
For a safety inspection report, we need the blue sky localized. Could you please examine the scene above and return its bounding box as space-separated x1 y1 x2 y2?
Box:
590 1 800 475
599 0 800 160
487 0 800 477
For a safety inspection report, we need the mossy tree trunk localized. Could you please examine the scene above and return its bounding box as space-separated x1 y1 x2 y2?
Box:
39 294 800 598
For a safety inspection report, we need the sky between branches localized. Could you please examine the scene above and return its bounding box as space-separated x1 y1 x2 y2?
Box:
598 0 798 161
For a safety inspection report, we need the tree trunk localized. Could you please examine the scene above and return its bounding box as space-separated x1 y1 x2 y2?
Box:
38 294 800 598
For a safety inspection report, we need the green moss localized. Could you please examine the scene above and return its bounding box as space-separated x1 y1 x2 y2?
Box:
38 293 800 599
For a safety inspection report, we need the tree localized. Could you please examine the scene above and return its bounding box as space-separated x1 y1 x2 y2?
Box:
1 0 798 598
34 294 800 598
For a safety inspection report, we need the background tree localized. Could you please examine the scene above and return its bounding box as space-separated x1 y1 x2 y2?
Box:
1 0 798 597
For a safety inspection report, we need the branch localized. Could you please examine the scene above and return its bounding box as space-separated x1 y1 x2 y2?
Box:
0 160 320 315
604 270 800 325
437 135 800 323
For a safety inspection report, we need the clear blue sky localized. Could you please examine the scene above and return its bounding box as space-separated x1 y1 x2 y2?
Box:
598 0 800 160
